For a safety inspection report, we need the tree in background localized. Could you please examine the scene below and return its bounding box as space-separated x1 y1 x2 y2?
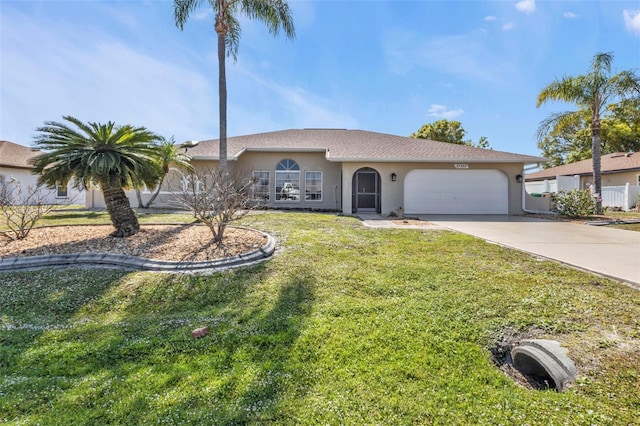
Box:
536 52 640 213
410 119 491 148
31 116 163 237
537 111 592 168
601 98 640 153
538 98 640 168
174 0 295 170
135 137 193 209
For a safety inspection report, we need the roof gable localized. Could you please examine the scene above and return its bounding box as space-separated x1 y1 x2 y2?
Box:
185 129 545 164
0 140 40 169
526 152 640 180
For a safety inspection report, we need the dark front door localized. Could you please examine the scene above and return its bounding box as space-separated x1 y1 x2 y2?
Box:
353 168 380 213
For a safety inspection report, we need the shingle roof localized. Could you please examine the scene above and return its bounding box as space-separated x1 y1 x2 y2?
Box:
0 140 40 169
526 152 640 180
184 129 545 164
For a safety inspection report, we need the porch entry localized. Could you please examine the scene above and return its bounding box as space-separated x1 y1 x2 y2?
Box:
352 167 381 213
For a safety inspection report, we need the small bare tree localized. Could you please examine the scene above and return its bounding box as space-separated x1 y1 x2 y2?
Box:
173 168 256 244
0 181 61 241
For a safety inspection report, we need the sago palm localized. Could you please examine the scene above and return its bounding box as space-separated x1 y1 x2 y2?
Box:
174 0 295 170
31 116 163 237
536 52 640 213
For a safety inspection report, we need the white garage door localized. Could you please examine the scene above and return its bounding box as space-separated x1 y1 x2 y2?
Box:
404 169 508 214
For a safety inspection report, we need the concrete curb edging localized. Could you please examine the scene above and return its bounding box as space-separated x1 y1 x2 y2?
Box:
0 230 276 274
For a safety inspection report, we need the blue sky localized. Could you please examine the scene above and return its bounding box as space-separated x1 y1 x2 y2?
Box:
1 0 639 156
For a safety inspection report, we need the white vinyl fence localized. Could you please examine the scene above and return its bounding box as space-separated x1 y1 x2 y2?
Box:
525 176 639 211
525 175 580 195
601 184 640 211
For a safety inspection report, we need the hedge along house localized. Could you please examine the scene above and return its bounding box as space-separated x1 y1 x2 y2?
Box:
175 129 545 216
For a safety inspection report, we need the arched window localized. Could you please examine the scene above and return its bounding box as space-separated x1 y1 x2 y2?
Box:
276 159 300 172
275 158 300 201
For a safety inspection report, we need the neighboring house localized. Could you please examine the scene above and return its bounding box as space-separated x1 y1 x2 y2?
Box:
526 152 640 188
0 140 84 204
88 129 544 215
525 152 640 210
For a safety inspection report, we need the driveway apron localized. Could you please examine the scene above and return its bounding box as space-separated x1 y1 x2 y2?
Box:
419 215 640 288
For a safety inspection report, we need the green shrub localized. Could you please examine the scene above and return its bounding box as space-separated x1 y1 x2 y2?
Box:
550 189 598 217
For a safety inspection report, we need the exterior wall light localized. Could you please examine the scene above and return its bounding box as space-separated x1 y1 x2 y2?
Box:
180 140 199 152
391 173 397 182
516 174 523 183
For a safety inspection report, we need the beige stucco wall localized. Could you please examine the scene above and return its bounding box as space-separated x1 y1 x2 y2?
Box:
1 166 85 205
193 152 343 211
83 157 529 215
580 171 640 188
341 162 527 215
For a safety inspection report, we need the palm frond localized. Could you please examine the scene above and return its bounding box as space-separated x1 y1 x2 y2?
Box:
535 111 583 143
608 69 640 98
536 76 590 107
174 0 206 29
225 13 241 59
592 52 613 75
241 0 295 39
31 116 163 190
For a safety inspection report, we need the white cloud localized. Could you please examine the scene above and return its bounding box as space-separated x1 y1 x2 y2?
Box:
623 10 640 36
427 104 464 119
502 22 516 31
0 12 216 144
563 12 578 19
516 0 536 14
230 59 359 133
484 16 497 22
382 31 516 84
0 6 354 144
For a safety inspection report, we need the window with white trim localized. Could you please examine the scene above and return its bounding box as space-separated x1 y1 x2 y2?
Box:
56 183 68 198
275 159 300 201
181 174 203 193
637 174 640 186
252 171 270 201
305 171 322 201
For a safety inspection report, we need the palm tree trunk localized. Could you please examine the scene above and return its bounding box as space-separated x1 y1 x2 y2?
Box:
143 176 165 208
218 30 228 171
100 177 140 237
592 119 603 215
135 188 144 208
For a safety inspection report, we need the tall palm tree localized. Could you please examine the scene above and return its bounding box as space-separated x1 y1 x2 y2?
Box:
174 0 295 170
31 116 163 237
536 52 640 213
135 137 193 208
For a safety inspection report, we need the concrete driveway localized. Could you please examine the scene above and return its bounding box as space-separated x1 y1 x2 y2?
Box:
419 215 640 288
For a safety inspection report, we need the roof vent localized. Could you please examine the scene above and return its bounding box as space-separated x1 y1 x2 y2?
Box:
626 152 633 157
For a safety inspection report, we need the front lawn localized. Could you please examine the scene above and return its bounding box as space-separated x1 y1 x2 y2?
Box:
1 212 639 425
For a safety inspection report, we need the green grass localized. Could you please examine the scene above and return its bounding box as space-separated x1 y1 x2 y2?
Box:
610 223 640 232
595 211 640 232
1 212 639 425
34 207 196 227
